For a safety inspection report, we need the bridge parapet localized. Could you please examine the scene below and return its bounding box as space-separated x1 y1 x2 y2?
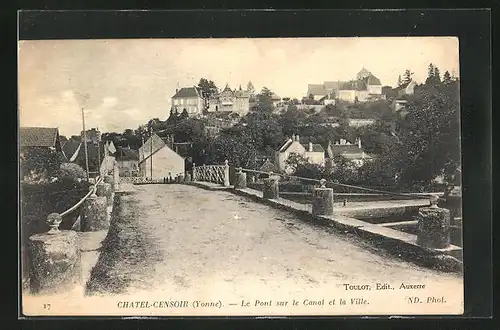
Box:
194 163 457 256
26 156 119 295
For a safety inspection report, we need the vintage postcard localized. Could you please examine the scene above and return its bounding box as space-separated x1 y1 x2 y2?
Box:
19 37 463 316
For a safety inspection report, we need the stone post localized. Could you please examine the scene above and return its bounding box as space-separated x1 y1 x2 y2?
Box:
192 163 197 181
96 182 113 207
312 179 334 216
263 174 279 199
80 189 108 231
416 195 451 249
112 162 120 189
104 174 114 192
185 173 192 182
28 213 81 294
234 167 247 189
223 159 230 187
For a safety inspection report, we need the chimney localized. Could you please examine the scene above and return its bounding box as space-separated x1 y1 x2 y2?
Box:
292 134 296 142
296 135 300 143
309 142 313 152
176 88 179 93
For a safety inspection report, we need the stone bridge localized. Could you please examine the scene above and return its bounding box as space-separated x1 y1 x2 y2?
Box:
22 163 463 316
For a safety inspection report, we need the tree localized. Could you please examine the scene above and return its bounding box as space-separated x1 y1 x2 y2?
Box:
247 81 255 95
21 148 64 183
433 66 441 84
255 87 275 113
426 63 435 85
167 108 179 125
57 163 86 182
324 155 359 184
395 78 460 187
359 158 399 186
402 69 414 84
179 108 189 121
197 78 218 110
285 153 324 179
281 105 308 135
206 130 258 168
443 70 452 84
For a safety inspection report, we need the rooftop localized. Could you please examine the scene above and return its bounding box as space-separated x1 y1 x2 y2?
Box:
62 140 81 160
20 127 59 148
116 148 139 161
172 87 202 98
307 84 327 96
302 143 325 153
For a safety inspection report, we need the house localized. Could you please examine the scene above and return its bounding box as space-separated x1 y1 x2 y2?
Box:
395 80 417 97
307 81 343 100
271 93 282 108
307 68 384 103
171 86 205 116
61 139 81 161
392 99 409 117
70 142 105 176
337 68 384 103
326 138 373 168
320 93 336 106
307 84 331 101
20 127 62 151
115 146 139 177
207 84 250 116
138 133 185 180
81 128 101 144
348 118 376 128
259 158 278 173
61 138 116 177
275 134 325 173
20 127 64 180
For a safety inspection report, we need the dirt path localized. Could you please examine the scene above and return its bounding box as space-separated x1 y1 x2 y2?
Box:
86 184 463 299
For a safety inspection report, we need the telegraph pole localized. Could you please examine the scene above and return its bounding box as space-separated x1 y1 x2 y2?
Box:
81 107 90 181
97 126 101 177
150 126 153 180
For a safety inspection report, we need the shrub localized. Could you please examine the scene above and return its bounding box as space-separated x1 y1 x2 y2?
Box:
21 179 91 236
57 162 87 181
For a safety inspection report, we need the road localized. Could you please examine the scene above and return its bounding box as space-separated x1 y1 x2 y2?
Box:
86 184 463 300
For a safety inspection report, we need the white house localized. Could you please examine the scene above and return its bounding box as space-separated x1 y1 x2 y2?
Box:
337 67 384 103
138 134 185 180
307 68 384 103
275 134 325 173
326 138 373 168
171 86 205 115
271 93 282 108
207 84 250 116
396 80 417 97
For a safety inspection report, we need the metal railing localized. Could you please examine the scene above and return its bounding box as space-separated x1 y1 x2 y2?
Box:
120 171 189 185
192 160 230 186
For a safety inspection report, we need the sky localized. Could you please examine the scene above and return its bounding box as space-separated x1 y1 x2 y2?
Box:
18 37 459 137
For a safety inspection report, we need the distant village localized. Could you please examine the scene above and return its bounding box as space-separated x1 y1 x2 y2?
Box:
20 65 459 188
